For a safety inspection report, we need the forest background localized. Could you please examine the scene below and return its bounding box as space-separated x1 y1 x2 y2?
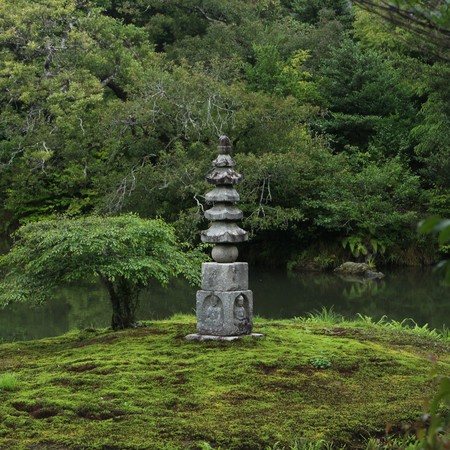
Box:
1 0 449 270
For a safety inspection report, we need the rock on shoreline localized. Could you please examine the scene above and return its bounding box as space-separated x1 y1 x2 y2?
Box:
334 262 384 279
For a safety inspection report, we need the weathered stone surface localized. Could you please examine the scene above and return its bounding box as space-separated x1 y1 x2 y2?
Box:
185 333 264 341
212 154 236 168
201 222 248 243
205 186 239 203
211 245 239 263
196 290 253 336
206 168 242 185
201 262 248 291
204 204 243 221
334 262 384 279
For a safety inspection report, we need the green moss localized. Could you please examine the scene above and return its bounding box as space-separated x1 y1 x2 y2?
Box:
0 317 448 449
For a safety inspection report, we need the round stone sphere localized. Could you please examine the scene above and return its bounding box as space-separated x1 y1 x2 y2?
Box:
212 245 239 263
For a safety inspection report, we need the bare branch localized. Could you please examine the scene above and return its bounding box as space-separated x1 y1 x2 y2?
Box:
101 75 128 101
194 6 228 24
193 193 205 214
105 156 152 214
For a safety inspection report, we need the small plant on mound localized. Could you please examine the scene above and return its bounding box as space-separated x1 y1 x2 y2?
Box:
309 356 332 369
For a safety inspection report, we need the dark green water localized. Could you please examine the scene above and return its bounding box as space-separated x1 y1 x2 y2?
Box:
0 268 448 342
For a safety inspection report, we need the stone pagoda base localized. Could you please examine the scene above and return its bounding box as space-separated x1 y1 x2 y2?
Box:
185 333 264 342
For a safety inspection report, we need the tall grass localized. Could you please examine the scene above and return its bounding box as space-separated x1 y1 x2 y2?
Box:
293 308 448 341
354 314 449 340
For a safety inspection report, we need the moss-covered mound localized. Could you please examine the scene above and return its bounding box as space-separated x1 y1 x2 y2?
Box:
0 317 448 449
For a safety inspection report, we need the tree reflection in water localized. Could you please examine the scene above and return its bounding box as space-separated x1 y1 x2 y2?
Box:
0 268 448 342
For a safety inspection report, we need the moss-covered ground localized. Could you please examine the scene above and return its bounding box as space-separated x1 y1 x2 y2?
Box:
0 316 449 449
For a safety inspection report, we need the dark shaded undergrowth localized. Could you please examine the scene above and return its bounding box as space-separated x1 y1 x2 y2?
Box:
0 316 449 449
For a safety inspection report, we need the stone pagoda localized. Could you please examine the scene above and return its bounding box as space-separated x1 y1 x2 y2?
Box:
186 136 261 341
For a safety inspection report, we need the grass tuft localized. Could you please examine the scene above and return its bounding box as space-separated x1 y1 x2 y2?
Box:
295 306 344 324
0 373 18 391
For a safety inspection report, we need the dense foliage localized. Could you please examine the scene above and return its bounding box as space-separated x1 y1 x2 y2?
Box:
0 215 205 329
0 0 449 267
419 216 450 284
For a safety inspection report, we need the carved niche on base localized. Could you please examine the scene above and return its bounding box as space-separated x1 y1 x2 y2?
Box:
196 290 253 336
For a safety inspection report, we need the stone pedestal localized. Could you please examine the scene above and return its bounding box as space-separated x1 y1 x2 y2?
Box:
201 262 248 291
196 262 252 336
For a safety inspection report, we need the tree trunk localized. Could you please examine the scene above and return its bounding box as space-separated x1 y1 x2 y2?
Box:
98 273 139 330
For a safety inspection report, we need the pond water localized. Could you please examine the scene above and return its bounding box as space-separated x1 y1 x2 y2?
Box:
0 268 448 342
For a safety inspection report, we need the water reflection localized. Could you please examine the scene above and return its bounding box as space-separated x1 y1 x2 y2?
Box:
0 268 448 342
252 268 449 329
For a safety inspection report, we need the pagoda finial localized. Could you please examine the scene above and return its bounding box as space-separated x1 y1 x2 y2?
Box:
218 135 232 154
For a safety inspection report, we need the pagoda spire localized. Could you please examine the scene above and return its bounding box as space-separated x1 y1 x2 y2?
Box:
201 136 247 263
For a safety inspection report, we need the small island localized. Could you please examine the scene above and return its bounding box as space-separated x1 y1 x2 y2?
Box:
0 315 449 449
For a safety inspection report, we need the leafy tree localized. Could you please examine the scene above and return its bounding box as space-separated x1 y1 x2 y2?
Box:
315 38 418 155
95 0 255 51
283 0 354 27
0 0 157 229
245 45 323 104
353 3 450 219
353 0 450 60
236 137 422 264
419 216 450 284
246 44 283 94
0 215 205 329
411 63 450 195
